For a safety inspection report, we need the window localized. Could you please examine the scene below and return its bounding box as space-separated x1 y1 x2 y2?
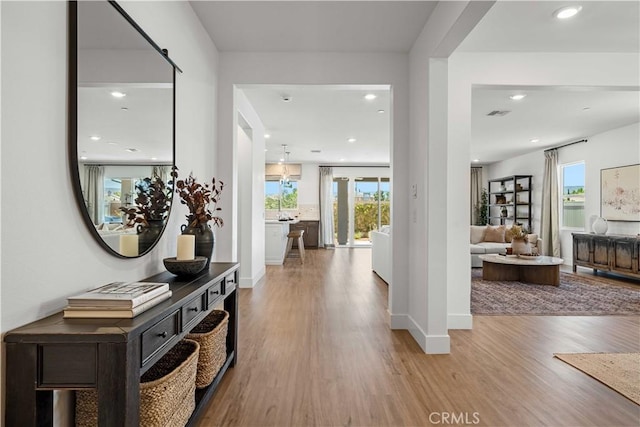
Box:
561 162 585 228
265 180 298 210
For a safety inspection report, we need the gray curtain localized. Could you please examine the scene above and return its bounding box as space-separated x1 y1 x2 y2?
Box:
152 165 169 183
319 166 335 248
84 165 104 224
541 150 561 257
470 167 482 225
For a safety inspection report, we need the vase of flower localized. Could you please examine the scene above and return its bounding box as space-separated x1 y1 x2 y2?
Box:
511 237 531 255
137 219 165 255
181 223 215 266
174 168 224 270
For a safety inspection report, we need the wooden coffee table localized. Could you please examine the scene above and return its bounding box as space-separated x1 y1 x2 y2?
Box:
478 254 564 286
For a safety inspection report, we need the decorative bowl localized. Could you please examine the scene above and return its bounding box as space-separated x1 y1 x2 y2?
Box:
163 256 208 276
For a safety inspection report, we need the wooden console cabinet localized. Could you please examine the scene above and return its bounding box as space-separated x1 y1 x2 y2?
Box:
4 262 239 426
572 233 640 279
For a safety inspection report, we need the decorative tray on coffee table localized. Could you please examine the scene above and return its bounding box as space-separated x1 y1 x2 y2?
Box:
517 254 541 260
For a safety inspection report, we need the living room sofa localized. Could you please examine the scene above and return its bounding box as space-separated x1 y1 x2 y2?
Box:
470 225 543 268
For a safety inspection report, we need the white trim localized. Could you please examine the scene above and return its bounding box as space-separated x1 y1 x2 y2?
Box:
238 266 266 288
390 313 409 329
448 313 473 330
407 315 451 354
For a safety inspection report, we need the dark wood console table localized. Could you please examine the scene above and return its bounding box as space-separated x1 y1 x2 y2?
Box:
572 233 640 279
4 262 239 426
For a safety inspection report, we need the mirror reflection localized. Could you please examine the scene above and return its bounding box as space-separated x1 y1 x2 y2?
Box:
73 1 176 257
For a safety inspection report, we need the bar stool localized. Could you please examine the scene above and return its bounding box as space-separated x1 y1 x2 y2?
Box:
285 230 305 264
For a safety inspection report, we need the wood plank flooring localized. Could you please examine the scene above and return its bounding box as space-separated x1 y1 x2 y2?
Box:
199 249 640 426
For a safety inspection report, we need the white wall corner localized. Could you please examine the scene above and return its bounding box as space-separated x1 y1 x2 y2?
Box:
408 315 451 354
448 313 473 330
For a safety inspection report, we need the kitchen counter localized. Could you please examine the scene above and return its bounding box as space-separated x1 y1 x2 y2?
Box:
265 220 298 265
265 219 300 224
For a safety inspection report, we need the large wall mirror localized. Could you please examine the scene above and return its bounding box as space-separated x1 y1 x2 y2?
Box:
69 1 181 257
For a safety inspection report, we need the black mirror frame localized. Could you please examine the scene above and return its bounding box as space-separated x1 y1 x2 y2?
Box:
68 0 181 258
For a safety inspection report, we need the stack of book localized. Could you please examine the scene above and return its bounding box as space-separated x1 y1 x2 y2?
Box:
63 282 172 319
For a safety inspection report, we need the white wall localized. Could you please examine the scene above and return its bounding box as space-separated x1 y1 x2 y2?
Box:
408 1 493 352
1 1 219 423
216 52 411 327
235 88 266 287
450 52 640 328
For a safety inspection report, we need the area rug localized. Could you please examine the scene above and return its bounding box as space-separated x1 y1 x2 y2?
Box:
554 353 640 405
471 269 640 315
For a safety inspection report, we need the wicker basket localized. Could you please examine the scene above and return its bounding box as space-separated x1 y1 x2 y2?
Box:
186 310 229 388
75 339 200 427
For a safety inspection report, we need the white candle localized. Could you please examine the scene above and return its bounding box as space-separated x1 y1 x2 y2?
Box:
119 234 139 257
177 235 195 260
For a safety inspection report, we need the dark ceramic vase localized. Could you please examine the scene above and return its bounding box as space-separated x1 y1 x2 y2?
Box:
181 223 214 270
136 219 164 255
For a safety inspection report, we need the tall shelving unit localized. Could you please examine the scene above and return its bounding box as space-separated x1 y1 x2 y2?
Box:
487 175 533 231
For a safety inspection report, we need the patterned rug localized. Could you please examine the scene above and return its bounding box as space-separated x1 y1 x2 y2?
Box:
471 269 640 315
554 353 640 405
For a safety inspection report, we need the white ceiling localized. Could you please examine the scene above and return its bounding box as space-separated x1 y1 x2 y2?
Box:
240 85 391 164
190 1 437 53
189 1 639 166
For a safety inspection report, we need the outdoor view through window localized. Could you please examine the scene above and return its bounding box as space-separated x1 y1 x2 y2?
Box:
562 162 585 228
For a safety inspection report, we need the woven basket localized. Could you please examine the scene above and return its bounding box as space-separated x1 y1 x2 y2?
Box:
186 310 229 388
75 339 199 427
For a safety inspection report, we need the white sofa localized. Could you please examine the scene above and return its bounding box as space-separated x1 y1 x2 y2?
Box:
371 226 391 284
470 225 543 268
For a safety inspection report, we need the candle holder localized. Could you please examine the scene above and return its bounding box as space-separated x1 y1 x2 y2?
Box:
163 256 208 277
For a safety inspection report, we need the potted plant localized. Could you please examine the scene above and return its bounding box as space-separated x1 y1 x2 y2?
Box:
120 174 173 254
173 168 224 265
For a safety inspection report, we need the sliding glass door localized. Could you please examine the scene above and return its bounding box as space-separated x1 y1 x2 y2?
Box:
333 176 391 247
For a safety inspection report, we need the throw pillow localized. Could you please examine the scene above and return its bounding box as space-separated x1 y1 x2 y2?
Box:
470 226 486 244
484 225 506 243
527 233 538 245
504 225 522 243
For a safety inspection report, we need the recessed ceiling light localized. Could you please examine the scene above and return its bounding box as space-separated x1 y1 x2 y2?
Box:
583 107 591 111
509 94 526 101
121 107 128 111
151 157 157 161
347 138 356 143
530 138 540 143
340 158 345 162
473 159 480 163
554 6 582 20
80 156 88 160
111 91 126 98
364 94 377 101
90 135 101 141
264 134 271 139
264 148 268 152
126 148 138 152
377 109 385 114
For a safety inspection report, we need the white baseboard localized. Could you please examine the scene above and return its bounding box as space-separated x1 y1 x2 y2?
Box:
239 266 266 288
448 313 473 330
392 314 451 354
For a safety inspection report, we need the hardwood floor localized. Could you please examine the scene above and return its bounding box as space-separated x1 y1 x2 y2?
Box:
199 249 640 426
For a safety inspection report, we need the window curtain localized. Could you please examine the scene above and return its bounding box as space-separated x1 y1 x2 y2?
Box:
84 165 104 225
319 166 335 248
152 165 169 184
470 167 482 225
541 150 561 257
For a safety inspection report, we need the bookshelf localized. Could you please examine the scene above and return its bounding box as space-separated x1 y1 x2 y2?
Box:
487 175 533 231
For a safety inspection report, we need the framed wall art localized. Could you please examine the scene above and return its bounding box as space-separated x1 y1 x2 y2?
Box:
601 163 640 221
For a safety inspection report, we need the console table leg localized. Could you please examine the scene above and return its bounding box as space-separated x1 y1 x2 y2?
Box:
224 286 239 367
5 343 53 426
97 342 140 426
